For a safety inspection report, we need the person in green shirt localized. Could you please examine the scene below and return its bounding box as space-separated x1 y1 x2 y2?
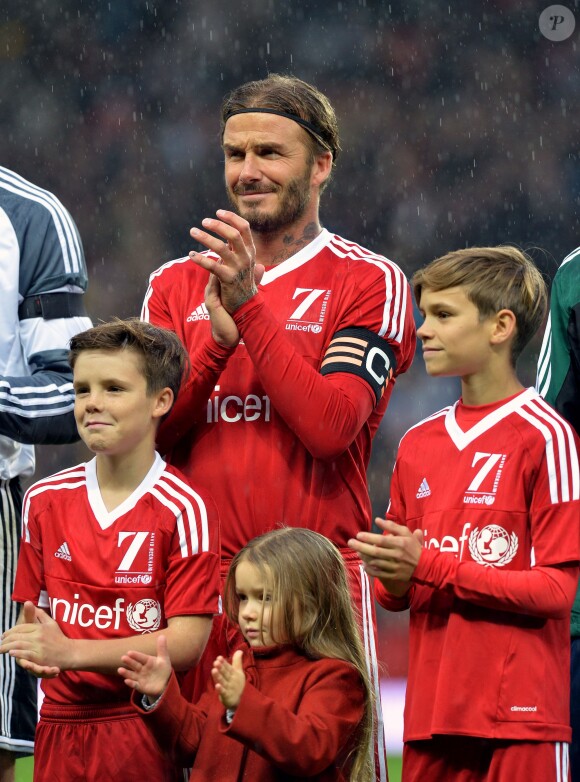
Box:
537 246 580 780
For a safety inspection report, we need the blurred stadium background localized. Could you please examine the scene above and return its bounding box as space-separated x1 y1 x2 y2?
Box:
2 1 579 777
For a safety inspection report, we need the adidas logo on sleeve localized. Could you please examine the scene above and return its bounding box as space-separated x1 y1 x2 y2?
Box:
416 479 431 499
55 542 72 562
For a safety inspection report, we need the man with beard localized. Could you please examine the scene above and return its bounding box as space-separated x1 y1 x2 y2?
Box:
142 74 416 781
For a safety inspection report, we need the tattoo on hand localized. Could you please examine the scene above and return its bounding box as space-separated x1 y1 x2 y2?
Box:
228 267 257 310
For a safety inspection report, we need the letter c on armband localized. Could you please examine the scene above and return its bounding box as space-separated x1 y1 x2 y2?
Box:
320 327 397 404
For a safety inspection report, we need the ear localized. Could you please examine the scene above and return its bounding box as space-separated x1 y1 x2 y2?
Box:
310 151 333 189
152 387 174 419
489 309 517 347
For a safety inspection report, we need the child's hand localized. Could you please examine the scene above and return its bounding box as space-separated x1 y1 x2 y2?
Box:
211 650 246 710
348 517 424 593
118 634 172 702
0 601 66 676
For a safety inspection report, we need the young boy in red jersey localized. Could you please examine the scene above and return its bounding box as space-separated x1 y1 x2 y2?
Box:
0 319 221 782
349 247 580 782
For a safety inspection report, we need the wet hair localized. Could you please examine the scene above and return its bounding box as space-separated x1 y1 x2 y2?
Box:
412 245 548 363
221 74 341 189
224 527 374 782
68 318 188 402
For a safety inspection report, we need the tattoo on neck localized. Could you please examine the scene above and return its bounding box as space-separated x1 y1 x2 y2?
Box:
271 223 321 264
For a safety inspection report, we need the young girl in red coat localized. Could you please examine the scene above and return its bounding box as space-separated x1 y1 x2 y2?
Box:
119 527 374 781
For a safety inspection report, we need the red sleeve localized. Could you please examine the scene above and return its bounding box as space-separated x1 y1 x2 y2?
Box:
132 670 211 764
141 272 183 332
142 272 235 454
413 548 579 618
13 541 45 606
222 660 364 776
374 579 414 612
164 549 221 618
12 497 46 607
232 293 377 460
156 336 233 455
328 249 416 378
163 475 221 618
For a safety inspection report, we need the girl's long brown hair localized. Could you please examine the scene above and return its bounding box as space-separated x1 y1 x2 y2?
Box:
224 527 374 782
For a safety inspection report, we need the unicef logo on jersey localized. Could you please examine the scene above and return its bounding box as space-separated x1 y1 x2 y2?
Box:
468 525 518 567
126 599 162 633
285 322 323 333
463 493 496 506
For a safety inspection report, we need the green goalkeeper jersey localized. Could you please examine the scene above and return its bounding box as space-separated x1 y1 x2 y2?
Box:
537 247 580 635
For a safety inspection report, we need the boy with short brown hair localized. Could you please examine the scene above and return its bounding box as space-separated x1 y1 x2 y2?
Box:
1 319 220 781
350 247 580 781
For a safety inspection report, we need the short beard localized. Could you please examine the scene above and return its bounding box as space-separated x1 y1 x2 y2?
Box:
227 172 312 234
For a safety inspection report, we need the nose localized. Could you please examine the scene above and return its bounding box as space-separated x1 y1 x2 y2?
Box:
85 391 104 412
417 318 431 341
241 599 258 621
238 153 262 183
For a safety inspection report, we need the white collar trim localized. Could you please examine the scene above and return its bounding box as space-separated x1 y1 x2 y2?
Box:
260 229 330 285
85 452 166 530
444 387 536 450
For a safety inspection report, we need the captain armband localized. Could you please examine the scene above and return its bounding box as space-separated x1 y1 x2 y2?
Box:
320 327 397 405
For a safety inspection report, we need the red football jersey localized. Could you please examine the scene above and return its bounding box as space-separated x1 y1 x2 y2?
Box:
142 229 416 558
13 454 221 706
377 388 580 742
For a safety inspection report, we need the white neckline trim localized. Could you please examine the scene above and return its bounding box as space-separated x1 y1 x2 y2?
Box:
444 387 536 450
85 453 166 530
260 229 330 285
